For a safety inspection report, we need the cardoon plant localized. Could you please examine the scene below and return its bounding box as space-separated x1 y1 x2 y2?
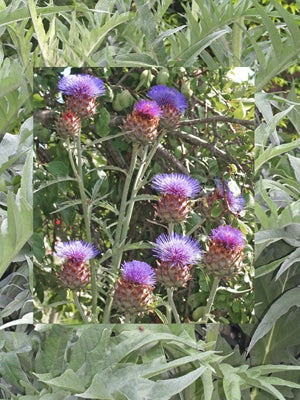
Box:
57 74 106 118
152 173 201 223
147 84 187 129
124 99 161 143
113 260 156 319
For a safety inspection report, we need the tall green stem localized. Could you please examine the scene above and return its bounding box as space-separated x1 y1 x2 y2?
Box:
232 17 244 67
202 276 220 323
167 288 181 324
68 135 97 321
72 290 89 324
102 143 139 323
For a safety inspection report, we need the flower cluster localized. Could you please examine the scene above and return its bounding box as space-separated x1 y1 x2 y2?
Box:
56 73 106 136
124 84 187 142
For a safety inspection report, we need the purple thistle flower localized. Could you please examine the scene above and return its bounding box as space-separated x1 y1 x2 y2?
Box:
58 74 106 98
215 178 245 214
147 85 187 113
152 173 201 199
210 225 245 250
153 233 202 266
55 240 99 262
121 260 156 286
134 99 161 118
226 192 246 214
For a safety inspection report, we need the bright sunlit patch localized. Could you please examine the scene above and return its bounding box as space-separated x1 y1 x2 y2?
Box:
226 67 254 83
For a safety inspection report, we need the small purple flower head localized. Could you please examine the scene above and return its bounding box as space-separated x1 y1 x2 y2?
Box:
147 85 187 113
214 178 245 214
153 233 202 266
58 74 106 98
226 192 246 214
210 225 245 250
121 260 156 286
152 173 201 199
55 240 99 262
134 99 161 118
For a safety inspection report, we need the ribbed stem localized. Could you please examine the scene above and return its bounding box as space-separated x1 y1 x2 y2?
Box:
102 143 139 323
167 287 181 324
202 277 220 323
68 135 97 322
72 290 89 324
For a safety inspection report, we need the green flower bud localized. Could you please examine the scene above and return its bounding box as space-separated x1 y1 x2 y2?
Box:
156 68 169 85
118 89 135 108
137 69 153 89
181 80 193 98
112 93 124 111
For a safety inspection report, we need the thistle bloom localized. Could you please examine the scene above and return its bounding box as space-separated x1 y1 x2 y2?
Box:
55 240 99 289
152 173 200 199
58 74 106 98
114 260 156 315
152 173 201 223
210 225 245 250
124 99 161 143
153 233 202 288
205 225 245 279
121 260 156 286
55 240 99 262
147 84 187 129
147 85 187 113
215 179 245 214
57 74 106 119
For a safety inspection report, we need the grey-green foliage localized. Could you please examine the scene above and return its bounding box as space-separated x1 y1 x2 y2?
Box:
0 118 33 279
1 0 299 86
0 325 300 400
250 89 300 368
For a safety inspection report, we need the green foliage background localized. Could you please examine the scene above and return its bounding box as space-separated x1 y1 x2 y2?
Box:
0 0 299 399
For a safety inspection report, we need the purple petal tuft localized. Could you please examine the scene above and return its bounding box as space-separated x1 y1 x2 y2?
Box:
147 85 187 113
153 233 202 266
55 240 99 262
121 260 156 285
58 74 106 98
152 173 201 198
210 225 245 249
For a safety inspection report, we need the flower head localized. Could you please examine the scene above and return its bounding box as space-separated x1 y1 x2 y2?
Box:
55 240 99 263
153 233 202 266
121 260 156 286
210 225 245 250
58 74 106 98
147 85 187 113
215 179 245 214
134 99 161 118
152 173 200 199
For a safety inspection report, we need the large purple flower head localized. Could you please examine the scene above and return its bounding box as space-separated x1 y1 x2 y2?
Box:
121 260 156 286
215 179 245 214
134 99 161 118
147 85 187 113
210 225 245 250
57 74 106 98
55 240 99 263
152 173 201 199
153 233 202 266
